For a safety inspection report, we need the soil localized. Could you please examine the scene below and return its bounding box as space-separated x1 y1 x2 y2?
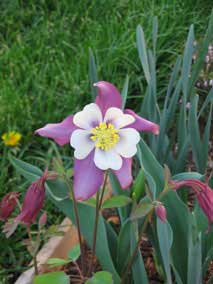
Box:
64 242 101 284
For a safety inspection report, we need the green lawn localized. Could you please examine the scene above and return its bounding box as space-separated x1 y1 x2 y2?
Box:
0 0 212 283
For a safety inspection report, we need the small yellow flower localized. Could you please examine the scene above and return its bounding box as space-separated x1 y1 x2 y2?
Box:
1 131 22 147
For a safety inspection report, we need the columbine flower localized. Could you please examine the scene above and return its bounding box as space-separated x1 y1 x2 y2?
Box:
15 169 50 226
170 179 213 231
0 192 19 221
36 81 159 200
155 203 166 223
1 131 22 146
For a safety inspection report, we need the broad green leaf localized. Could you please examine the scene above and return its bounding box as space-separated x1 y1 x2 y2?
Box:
181 24 194 98
163 57 182 110
131 198 153 220
187 231 202 284
194 204 212 261
130 222 148 284
132 169 146 202
102 195 132 209
202 248 213 279
89 48 98 99
177 102 187 154
86 271 113 284
137 140 164 194
136 25 150 84
157 219 173 284
171 262 184 284
144 170 157 200
47 258 70 267
33 272 69 284
9 155 42 182
116 219 131 272
189 95 202 171
157 63 182 159
202 103 212 173
198 88 213 118
121 75 129 109
68 244 80 261
163 191 190 283
83 198 96 207
105 221 118 263
174 137 189 173
172 172 203 181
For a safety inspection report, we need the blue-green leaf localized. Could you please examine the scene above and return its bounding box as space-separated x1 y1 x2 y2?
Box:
102 195 132 209
47 258 71 267
89 48 98 99
181 24 194 98
157 219 173 284
68 244 80 261
33 272 69 284
121 75 129 109
136 25 150 84
85 271 113 284
130 222 148 284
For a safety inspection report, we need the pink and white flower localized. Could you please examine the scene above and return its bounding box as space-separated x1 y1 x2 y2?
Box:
36 81 159 200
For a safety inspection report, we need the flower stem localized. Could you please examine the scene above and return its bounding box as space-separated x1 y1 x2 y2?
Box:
65 177 85 276
26 226 38 275
120 212 152 284
88 171 108 276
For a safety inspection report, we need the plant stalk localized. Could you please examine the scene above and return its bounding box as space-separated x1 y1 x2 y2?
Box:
65 177 85 275
88 171 108 276
26 227 38 275
120 212 152 284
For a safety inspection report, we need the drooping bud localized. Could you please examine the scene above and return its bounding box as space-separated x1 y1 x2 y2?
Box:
15 168 50 226
0 192 19 221
170 179 213 231
155 204 167 223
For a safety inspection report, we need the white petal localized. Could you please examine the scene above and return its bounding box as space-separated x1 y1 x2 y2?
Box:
94 148 122 170
104 107 135 129
70 129 95 159
73 103 102 130
114 128 140 158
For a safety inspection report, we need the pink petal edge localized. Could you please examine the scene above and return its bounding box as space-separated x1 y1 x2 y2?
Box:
125 109 160 135
94 81 122 116
35 115 77 146
73 151 104 200
112 157 133 189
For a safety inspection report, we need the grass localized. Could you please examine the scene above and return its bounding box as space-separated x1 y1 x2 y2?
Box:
0 0 212 283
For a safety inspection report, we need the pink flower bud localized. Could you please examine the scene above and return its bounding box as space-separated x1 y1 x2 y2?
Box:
39 212 47 226
170 179 213 231
0 192 19 221
155 204 167 223
15 169 49 226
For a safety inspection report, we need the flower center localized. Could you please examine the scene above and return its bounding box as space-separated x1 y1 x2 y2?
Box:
90 122 120 151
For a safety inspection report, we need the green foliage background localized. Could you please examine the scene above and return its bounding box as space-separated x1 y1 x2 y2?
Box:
0 1 212 283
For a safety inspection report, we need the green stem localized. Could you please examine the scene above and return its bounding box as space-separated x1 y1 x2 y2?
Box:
88 171 108 276
120 212 152 284
98 171 108 210
26 227 38 275
65 177 85 276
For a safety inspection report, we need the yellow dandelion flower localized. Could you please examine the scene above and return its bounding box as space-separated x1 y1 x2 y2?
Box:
1 131 22 147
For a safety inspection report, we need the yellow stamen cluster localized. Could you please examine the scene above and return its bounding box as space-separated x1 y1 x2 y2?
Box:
90 122 120 151
1 131 22 147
